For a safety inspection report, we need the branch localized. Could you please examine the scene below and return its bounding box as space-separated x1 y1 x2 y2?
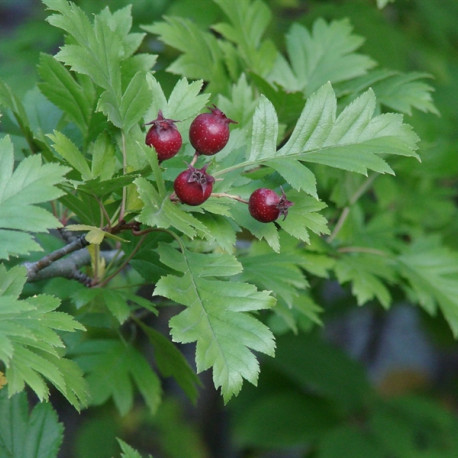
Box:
24 249 121 283
24 234 90 279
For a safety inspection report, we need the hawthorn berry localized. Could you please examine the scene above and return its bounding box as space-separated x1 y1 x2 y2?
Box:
189 105 236 156
173 164 215 206
145 111 182 161
248 188 293 223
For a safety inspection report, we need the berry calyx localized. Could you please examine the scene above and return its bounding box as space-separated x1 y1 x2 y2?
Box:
189 105 236 156
173 164 215 206
145 111 182 161
248 188 293 223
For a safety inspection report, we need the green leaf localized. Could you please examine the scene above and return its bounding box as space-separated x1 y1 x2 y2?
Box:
334 253 396 308
47 131 91 179
72 338 161 415
117 439 143 458
139 324 200 403
248 95 278 161
0 136 69 260
212 0 276 75
337 69 439 116
269 19 376 94
278 83 419 174
0 390 64 458
277 191 329 243
154 243 276 403
143 17 225 90
398 237 458 336
37 53 92 132
135 177 211 240
0 265 88 410
98 71 151 132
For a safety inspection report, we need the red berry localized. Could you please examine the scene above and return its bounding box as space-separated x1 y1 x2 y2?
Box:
145 111 182 161
189 105 236 156
173 164 215 206
248 188 293 223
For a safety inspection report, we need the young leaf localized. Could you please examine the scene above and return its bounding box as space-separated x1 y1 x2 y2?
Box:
154 243 276 403
0 390 64 458
0 265 88 410
398 237 458 336
0 136 70 260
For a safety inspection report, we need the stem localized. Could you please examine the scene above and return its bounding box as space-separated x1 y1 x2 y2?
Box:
189 150 199 167
211 192 249 204
327 173 378 243
96 235 148 288
119 130 127 222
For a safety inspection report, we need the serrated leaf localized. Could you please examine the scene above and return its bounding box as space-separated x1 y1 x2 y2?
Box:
48 131 91 179
212 0 275 75
337 69 438 116
278 83 419 174
37 53 92 132
143 17 224 89
277 191 329 243
117 439 144 458
0 136 69 260
335 253 396 308
398 237 458 336
135 177 211 240
0 390 64 458
248 95 278 161
71 338 161 415
0 265 88 410
155 243 276 403
98 71 151 132
269 19 376 94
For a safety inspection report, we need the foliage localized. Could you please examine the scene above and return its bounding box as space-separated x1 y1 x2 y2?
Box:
0 0 457 456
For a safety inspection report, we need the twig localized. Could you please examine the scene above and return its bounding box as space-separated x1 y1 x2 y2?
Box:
25 249 121 283
211 192 249 204
327 173 378 243
24 234 90 280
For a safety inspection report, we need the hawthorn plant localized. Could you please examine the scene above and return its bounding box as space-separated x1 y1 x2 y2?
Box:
0 0 457 455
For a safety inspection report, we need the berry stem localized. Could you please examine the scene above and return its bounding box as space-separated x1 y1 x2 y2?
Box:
189 150 199 167
211 192 249 204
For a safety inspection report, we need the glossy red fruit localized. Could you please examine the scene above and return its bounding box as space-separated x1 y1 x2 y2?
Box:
189 105 236 156
173 164 215 206
248 188 293 223
145 111 182 161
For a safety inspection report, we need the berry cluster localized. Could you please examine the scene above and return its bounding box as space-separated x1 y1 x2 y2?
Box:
145 106 292 222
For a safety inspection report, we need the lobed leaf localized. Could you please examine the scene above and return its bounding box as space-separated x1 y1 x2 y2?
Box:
398 237 458 336
154 243 276 403
0 265 88 410
0 390 64 458
0 136 70 260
